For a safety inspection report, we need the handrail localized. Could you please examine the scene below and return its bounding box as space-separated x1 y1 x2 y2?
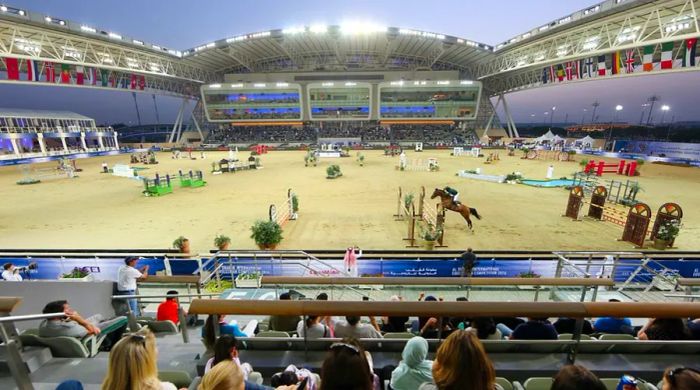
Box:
0 312 65 323
209 249 351 276
678 278 700 286
0 297 22 312
260 276 614 287
138 275 201 284
111 293 217 300
187 300 700 318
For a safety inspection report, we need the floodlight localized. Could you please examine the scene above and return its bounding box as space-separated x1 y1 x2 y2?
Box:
209 84 222 89
108 32 122 40
253 83 266 88
0 6 7 12
81 25 96 33
310 24 327 34
276 82 289 87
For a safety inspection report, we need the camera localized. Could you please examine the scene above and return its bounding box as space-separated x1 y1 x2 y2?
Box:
16 262 38 272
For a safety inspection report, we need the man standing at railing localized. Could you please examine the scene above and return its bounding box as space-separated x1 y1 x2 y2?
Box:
460 248 477 278
116 257 149 316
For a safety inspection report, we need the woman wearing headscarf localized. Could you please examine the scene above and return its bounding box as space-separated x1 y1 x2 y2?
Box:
390 337 433 390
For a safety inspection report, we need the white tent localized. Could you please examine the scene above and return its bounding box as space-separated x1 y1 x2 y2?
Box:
534 130 556 143
551 135 565 144
577 135 595 148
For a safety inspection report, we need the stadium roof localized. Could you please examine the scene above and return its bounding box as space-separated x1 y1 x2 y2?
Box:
0 108 93 120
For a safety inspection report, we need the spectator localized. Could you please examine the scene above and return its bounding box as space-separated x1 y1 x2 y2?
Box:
494 316 525 338
156 290 183 325
335 316 383 339
2 263 22 281
116 257 149 316
592 299 633 335
269 292 301 333
688 318 700 340
317 292 336 336
449 297 471 330
550 365 606 390
321 338 374 390
39 300 126 351
661 367 700 390
297 316 330 339
467 317 502 340
199 360 245 390
637 318 691 340
553 318 594 335
419 295 451 338
418 330 501 390
102 331 177 390
381 295 409 333
460 248 477 277
510 318 558 340
390 337 433 390
203 315 257 349
204 335 253 380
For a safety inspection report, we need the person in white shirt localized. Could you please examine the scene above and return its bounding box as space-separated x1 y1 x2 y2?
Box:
116 257 148 316
2 263 23 281
334 316 383 339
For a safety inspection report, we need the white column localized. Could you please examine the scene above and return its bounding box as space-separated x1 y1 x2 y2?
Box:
113 132 119 150
37 133 47 155
10 137 21 156
60 136 68 152
97 136 105 150
80 133 88 151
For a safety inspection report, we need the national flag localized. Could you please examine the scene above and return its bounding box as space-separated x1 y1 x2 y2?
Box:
598 55 607 76
625 50 635 73
109 73 116 87
120 75 128 89
542 67 550 84
584 57 595 78
556 64 565 81
611 51 622 75
60 64 71 83
565 61 573 80
27 59 40 81
138 75 145 90
100 69 110 87
549 65 556 82
130 73 137 89
682 38 697 67
3 57 20 80
643 45 654 72
661 42 674 69
45 62 55 82
76 65 84 85
86 67 97 85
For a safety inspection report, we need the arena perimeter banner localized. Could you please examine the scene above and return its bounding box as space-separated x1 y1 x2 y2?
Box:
3 257 699 283
613 140 700 161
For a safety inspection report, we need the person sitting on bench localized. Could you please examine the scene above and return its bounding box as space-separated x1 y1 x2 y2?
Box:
39 300 127 351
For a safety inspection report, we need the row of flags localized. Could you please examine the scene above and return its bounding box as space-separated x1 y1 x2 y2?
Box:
542 38 697 84
1 57 147 90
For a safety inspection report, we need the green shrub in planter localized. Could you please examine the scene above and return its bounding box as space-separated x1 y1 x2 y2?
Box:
214 234 231 251
326 164 342 179
250 220 283 249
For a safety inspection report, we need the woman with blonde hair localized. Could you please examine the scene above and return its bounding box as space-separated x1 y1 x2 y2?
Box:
419 330 502 390
198 360 244 390
102 331 177 390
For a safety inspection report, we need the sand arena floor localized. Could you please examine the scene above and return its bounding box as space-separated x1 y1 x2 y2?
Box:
0 150 697 253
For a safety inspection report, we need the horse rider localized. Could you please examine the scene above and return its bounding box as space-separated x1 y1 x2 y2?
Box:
443 186 460 207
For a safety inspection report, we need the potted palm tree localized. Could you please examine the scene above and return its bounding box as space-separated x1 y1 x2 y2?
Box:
250 220 283 250
420 223 442 250
59 267 95 282
172 236 190 253
214 235 231 251
291 194 299 220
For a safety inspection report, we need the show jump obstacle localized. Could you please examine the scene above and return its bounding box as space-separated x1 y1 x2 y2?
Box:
584 160 637 177
563 185 682 248
394 186 447 248
269 188 298 227
142 170 207 197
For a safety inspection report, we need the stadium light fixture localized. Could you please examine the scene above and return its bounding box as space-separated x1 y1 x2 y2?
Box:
80 25 96 33
616 105 624 111
254 83 267 88
390 81 404 86
209 84 222 89
0 6 7 12
133 39 144 45
310 24 328 34
322 82 335 87
460 81 473 85
230 83 244 88
276 82 289 87
108 32 122 40
206 42 216 48
437 81 450 85
661 105 670 111
340 22 387 35
282 26 305 35
345 82 357 86
44 16 51 22
18 9 24 16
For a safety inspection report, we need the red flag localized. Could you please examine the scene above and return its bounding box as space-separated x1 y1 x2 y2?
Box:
565 62 573 80
45 62 55 82
138 75 145 90
76 66 84 85
130 74 137 89
60 64 71 83
3 57 20 80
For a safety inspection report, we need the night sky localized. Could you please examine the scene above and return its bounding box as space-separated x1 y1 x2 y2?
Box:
1 0 698 125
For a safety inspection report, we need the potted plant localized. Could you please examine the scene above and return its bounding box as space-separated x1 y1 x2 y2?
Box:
357 153 365 167
504 172 522 184
250 220 283 250
203 279 233 293
579 158 589 168
420 223 442 250
633 158 644 176
403 193 414 209
214 234 231 251
172 236 190 253
653 220 680 250
326 164 342 179
235 271 262 288
59 267 95 282
291 194 299 220
521 147 530 159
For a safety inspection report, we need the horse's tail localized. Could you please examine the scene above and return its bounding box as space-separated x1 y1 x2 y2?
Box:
469 207 482 220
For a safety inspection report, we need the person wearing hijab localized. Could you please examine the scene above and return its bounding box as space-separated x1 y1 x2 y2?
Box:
390 336 433 390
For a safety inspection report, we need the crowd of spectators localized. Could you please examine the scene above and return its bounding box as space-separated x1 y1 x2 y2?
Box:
205 126 316 144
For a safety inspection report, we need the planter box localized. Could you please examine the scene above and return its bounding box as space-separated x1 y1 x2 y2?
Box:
235 275 261 288
58 274 95 282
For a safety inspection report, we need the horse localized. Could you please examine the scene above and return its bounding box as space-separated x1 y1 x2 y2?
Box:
431 188 482 230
